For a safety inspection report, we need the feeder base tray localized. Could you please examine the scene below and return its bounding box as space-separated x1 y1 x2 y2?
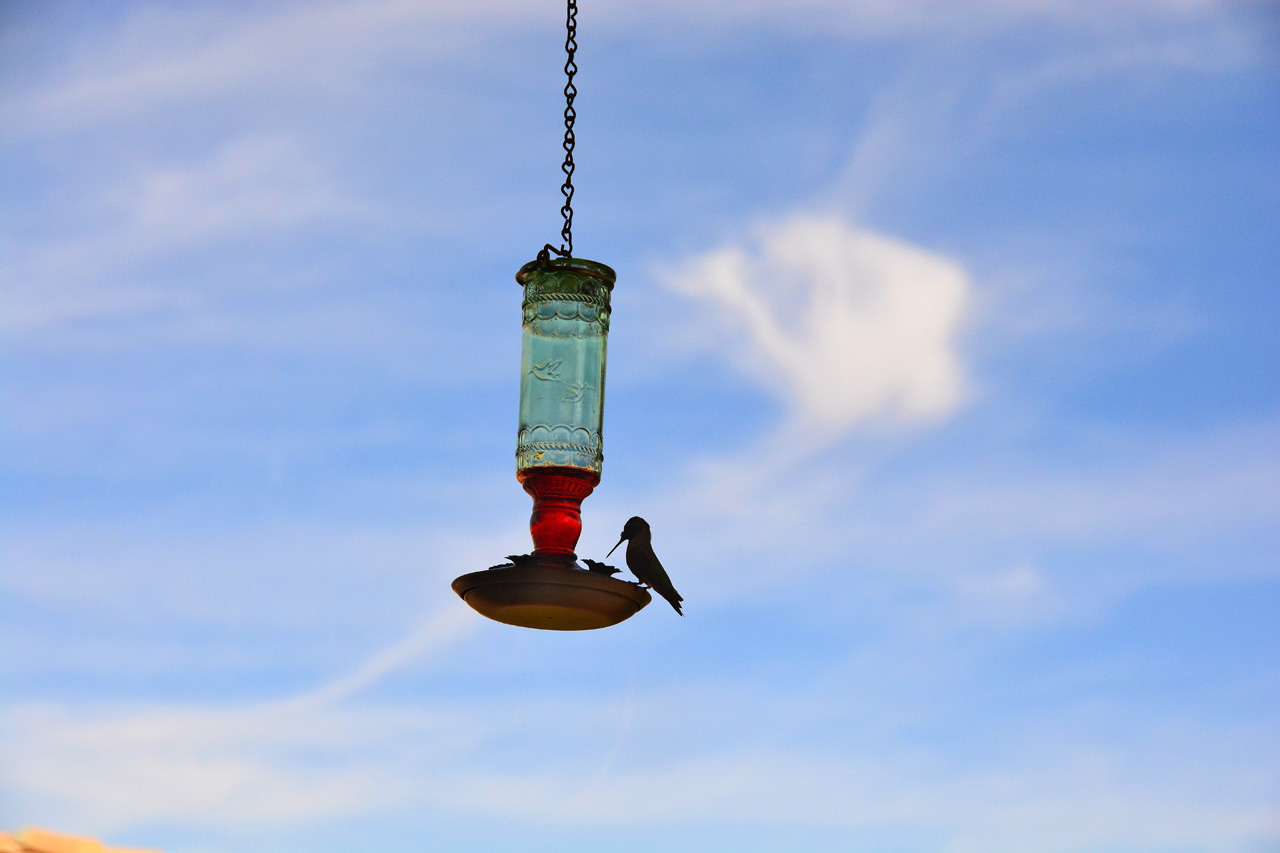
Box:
452 558 650 630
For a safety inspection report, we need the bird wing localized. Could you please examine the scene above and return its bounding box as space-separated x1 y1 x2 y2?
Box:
634 550 683 616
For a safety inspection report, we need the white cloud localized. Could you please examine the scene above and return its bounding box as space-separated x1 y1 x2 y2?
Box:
4 607 477 829
590 408 1280 618
3 0 1247 138
7 679 1275 851
2 135 363 335
3 1 527 135
914 419 1280 550
666 215 970 439
289 607 476 707
949 562 1053 624
8 702 398 826
118 136 355 243
821 2 1259 222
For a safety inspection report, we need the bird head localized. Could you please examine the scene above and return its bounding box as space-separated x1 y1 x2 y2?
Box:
606 516 650 557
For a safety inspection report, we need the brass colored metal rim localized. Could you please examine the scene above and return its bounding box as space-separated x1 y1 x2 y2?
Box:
453 564 646 598
517 257 616 288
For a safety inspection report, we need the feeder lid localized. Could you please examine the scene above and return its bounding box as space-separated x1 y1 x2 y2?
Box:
516 257 616 289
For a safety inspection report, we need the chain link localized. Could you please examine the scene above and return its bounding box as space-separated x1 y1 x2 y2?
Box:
539 0 578 263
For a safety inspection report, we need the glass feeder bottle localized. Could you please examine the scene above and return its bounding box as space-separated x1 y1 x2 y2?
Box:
515 257 615 556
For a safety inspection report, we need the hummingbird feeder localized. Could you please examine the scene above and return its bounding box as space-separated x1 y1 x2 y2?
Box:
451 0 651 630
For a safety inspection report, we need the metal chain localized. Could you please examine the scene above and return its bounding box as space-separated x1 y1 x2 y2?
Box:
539 0 578 263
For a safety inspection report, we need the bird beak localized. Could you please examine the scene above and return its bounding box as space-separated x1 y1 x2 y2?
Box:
605 535 625 558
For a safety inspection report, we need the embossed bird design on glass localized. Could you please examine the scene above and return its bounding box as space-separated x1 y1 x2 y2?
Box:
529 359 562 381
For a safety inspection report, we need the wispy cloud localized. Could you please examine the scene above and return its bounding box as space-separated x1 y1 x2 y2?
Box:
3 0 1249 139
596 407 1280 617
823 2 1261 220
289 607 475 708
116 136 358 245
3 135 368 335
665 215 970 442
8 665 1275 850
3 1 530 136
5 605 476 829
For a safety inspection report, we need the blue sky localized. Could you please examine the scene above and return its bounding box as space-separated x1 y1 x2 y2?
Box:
2 1 1277 851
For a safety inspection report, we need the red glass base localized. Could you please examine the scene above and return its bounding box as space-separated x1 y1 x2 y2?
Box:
518 466 600 556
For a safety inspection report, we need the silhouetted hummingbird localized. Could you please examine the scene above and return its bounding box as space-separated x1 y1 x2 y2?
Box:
607 516 683 616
